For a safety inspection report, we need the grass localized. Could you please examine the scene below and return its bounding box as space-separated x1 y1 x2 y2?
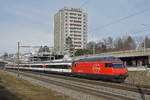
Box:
0 71 72 100
125 71 150 85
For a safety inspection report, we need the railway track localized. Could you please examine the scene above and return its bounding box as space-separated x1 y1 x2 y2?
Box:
7 69 150 95
5 69 137 100
5 69 150 100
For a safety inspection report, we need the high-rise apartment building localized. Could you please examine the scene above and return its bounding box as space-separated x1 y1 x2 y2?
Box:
54 7 88 54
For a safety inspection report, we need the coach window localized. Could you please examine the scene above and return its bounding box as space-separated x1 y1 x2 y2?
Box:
105 63 112 67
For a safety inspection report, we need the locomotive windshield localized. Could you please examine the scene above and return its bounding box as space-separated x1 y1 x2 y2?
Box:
112 63 125 68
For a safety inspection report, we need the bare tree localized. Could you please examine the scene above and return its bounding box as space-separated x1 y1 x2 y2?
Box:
86 41 96 54
114 38 124 51
38 46 50 53
134 36 144 49
105 37 113 51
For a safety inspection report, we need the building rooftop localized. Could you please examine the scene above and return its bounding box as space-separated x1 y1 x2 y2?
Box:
60 7 83 12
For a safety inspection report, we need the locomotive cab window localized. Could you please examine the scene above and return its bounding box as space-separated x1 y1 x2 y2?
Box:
105 63 113 67
112 63 125 68
74 64 76 67
72 62 76 67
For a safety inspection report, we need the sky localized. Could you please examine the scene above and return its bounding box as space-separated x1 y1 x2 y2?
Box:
0 0 150 55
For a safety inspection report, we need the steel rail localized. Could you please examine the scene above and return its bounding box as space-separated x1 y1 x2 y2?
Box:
11 69 150 95
6 69 136 100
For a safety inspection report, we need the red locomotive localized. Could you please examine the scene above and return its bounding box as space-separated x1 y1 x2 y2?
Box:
72 57 128 82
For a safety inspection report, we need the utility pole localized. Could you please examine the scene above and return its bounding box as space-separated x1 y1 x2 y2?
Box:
17 42 20 77
93 42 95 55
144 37 146 55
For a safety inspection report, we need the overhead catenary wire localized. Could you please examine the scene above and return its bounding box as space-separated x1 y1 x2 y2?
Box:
89 7 150 33
78 1 150 54
132 28 150 34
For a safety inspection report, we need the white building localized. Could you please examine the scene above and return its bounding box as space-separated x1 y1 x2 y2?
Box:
54 7 88 54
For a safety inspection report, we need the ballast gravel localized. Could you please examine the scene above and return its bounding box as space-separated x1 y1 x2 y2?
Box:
3 70 150 100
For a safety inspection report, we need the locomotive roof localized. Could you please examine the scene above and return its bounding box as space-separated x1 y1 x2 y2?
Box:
75 57 121 62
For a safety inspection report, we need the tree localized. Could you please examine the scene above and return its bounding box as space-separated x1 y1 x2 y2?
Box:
96 41 107 53
65 36 74 56
3 52 9 59
38 46 50 53
101 37 113 52
87 37 113 54
114 38 124 51
134 36 144 49
86 41 96 54
142 36 150 48
124 36 136 50
75 49 89 56
107 37 113 49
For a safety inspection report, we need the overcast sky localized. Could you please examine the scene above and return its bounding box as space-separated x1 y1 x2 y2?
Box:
0 0 150 55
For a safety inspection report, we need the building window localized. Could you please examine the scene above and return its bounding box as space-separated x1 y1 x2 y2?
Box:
74 38 81 40
70 16 77 19
74 35 81 37
78 14 82 16
74 20 82 23
70 13 76 16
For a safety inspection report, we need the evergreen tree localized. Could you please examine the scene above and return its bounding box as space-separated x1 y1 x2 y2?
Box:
124 36 136 50
65 36 74 56
143 36 150 48
114 38 124 51
75 49 89 56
